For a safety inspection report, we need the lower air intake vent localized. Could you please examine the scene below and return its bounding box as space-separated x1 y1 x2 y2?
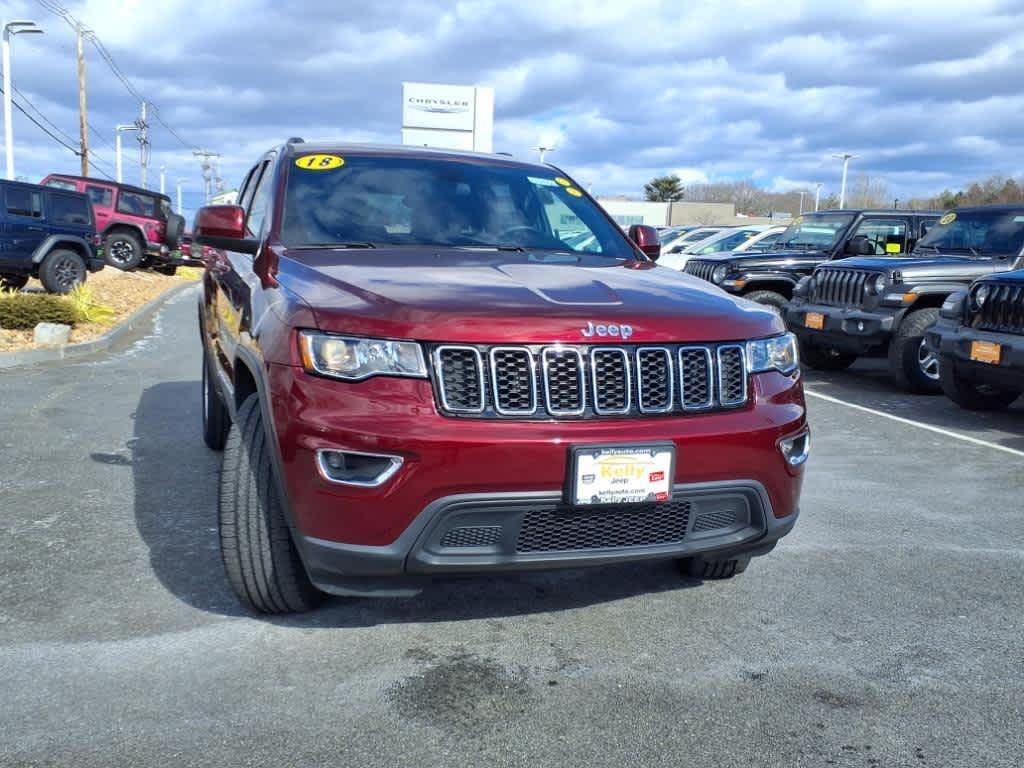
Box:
516 501 692 552
439 525 503 548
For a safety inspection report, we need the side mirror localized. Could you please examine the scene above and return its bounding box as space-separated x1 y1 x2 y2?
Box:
193 205 259 254
845 236 874 256
628 224 661 260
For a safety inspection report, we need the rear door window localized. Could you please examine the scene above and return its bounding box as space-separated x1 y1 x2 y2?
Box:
44 179 78 191
6 187 43 218
117 190 158 218
49 193 92 226
86 185 113 208
850 218 908 255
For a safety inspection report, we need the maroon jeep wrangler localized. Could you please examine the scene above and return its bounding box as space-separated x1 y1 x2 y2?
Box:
41 174 186 273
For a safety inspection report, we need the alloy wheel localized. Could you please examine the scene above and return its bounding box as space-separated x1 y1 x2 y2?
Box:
917 339 941 381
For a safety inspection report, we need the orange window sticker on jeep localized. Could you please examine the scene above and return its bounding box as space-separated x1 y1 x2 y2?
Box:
554 177 572 186
295 154 345 170
564 187 583 197
939 212 956 225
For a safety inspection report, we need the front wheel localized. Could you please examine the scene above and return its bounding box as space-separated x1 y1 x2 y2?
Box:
743 290 789 313
219 394 323 613
888 308 941 393
38 249 87 294
940 359 1021 411
800 343 857 371
104 231 144 270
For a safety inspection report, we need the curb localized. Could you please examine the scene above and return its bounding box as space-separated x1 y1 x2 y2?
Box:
0 281 198 370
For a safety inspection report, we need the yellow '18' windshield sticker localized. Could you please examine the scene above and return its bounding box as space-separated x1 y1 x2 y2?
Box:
554 177 572 186
295 154 345 170
565 187 583 197
939 212 957 225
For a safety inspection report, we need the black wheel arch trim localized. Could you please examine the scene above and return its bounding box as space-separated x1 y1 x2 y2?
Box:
30 234 95 265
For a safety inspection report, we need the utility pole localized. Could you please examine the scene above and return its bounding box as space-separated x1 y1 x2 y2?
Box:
159 164 165 194
832 153 856 209
137 101 149 189
76 23 88 176
814 182 823 211
193 149 221 203
2 20 44 181
533 145 554 163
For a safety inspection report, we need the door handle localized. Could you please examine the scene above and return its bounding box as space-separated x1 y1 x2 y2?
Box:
26 226 44 232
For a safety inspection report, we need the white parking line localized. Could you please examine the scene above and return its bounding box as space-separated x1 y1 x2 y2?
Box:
804 389 1024 459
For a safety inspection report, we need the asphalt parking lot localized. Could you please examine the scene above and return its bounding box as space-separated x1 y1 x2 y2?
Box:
1 286 1022 767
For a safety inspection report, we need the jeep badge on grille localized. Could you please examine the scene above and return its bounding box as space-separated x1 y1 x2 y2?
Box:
581 321 633 340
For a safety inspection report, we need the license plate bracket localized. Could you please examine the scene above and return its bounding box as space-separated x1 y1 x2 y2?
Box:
568 443 675 507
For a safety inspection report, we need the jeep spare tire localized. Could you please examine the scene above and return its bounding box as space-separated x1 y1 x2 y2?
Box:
104 231 144 270
164 213 185 250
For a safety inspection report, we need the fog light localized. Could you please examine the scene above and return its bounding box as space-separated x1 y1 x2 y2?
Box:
316 449 403 487
779 432 811 467
857 321 865 332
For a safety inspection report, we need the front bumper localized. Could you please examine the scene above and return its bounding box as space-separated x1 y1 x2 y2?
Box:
267 364 808 591
927 319 1024 390
785 300 902 354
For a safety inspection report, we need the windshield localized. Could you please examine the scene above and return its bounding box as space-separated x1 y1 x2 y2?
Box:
778 213 855 249
687 228 762 254
916 210 1024 256
747 232 782 251
281 155 635 258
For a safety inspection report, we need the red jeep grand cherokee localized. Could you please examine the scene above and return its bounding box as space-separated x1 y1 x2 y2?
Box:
195 141 809 613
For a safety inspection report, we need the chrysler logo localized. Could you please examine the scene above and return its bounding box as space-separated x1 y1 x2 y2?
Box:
581 321 633 340
407 97 471 114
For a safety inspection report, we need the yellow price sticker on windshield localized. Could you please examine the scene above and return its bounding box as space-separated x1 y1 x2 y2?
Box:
939 212 956 225
554 177 572 186
564 187 583 197
885 242 901 253
295 154 345 171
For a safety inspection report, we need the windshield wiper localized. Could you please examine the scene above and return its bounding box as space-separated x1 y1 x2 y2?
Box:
292 242 377 250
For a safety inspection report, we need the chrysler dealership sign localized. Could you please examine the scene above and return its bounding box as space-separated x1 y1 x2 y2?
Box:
401 82 494 152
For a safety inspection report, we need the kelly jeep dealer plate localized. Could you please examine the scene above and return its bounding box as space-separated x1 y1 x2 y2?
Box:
805 311 825 330
570 444 675 506
970 340 1002 365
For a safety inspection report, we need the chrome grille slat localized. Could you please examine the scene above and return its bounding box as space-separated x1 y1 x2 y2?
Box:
433 342 749 419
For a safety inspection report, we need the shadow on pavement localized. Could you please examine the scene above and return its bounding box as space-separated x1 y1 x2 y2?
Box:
119 381 702 628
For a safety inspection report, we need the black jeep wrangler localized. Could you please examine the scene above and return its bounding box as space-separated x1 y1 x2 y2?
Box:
785 205 1024 392
926 268 1024 410
684 209 940 310
0 179 103 293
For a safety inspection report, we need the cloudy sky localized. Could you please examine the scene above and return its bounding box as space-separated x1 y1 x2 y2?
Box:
4 0 1024 219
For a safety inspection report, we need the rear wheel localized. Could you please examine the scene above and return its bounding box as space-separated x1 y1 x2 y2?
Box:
104 231 144 270
800 342 857 371
888 308 941 393
219 394 323 613
677 555 751 580
38 249 86 294
744 290 788 313
940 359 1021 411
0 273 29 291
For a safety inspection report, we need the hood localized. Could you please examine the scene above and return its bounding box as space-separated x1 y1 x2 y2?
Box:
825 253 1017 282
979 268 1024 286
278 248 783 344
691 248 830 269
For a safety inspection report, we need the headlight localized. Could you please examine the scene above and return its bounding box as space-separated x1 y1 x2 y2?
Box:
747 332 799 375
299 331 427 381
712 265 729 284
971 283 990 310
865 274 887 296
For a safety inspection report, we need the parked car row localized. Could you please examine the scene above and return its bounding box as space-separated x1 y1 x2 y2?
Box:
678 205 1024 411
0 174 191 294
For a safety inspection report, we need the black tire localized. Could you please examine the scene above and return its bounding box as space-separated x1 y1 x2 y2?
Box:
744 290 789 313
801 342 857 371
219 394 323 613
940 358 1021 411
677 555 751 580
0 273 29 291
104 230 144 270
165 213 186 249
38 249 87 294
888 308 941 393
202 350 230 451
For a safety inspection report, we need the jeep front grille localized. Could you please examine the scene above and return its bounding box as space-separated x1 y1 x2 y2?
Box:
432 342 749 419
684 261 715 282
810 268 875 308
972 282 1024 335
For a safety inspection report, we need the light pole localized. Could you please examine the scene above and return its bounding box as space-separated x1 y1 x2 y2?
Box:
115 124 138 183
798 191 805 215
832 153 856 209
160 165 166 195
814 182 823 211
176 178 187 215
2 20 44 180
533 145 555 163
